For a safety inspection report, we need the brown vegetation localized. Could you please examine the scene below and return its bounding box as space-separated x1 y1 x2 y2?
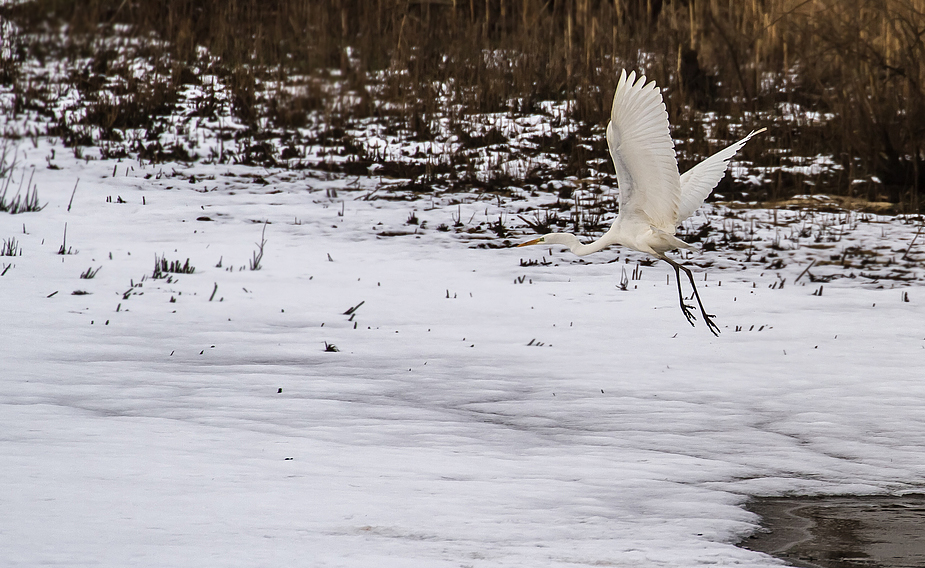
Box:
3 0 925 209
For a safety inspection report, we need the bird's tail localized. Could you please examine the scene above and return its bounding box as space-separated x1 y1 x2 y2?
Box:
651 226 696 255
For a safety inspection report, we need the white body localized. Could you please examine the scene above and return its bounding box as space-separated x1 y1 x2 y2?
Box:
537 70 764 259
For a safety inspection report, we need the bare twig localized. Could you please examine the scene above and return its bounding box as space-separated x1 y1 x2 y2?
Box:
343 300 365 316
902 226 922 260
795 259 817 283
67 179 79 212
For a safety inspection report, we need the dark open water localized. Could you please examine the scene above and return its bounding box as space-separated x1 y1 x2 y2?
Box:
740 495 925 568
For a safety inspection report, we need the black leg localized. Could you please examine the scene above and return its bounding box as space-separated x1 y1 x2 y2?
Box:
678 263 720 336
663 257 720 336
669 261 697 327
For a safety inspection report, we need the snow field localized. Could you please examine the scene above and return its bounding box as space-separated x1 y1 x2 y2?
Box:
2 141 925 566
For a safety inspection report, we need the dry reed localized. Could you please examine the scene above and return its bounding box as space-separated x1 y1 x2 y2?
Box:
2 0 925 207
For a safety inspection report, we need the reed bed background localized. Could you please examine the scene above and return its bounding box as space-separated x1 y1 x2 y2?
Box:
3 0 925 208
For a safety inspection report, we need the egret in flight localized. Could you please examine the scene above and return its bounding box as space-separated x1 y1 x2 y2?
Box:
519 70 765 336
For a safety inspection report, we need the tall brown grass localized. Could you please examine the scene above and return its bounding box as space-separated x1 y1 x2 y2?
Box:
3 0 925 207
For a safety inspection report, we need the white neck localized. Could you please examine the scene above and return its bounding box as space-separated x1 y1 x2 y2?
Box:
542 232 616 257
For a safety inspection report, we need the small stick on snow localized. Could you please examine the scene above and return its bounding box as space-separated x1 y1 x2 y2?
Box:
343 300 365 316
902 226 923 260
795 259 816 283
67 179 79 212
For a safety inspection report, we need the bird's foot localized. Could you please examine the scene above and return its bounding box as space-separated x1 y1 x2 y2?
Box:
703 312 720 337
680 303 697 327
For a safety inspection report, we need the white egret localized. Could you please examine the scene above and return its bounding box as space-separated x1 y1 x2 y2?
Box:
519 70 765 336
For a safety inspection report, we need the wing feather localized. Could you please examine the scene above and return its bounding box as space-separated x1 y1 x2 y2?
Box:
606 70 681 232
676 128 766 225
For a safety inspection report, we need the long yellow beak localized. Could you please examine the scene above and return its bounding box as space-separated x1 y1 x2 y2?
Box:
517 237 544 247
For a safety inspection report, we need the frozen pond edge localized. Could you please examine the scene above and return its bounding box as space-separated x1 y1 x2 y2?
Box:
741 494 925 568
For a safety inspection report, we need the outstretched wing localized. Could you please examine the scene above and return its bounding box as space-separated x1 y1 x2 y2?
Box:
676 128 766 225
607 70 681 232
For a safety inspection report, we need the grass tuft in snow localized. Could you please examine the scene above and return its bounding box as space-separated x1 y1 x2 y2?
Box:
518 210 561 235
2 237 20 256
0 140 15 179
79 266 101 279
1 169 45 215
153 255 195 278
56 223 76 255
249 222 267 271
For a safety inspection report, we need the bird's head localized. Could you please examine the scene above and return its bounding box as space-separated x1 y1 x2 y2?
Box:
516 235 546 247
516 233 589 256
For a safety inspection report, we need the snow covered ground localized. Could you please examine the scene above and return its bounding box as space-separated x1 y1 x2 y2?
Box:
3 139 925 567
